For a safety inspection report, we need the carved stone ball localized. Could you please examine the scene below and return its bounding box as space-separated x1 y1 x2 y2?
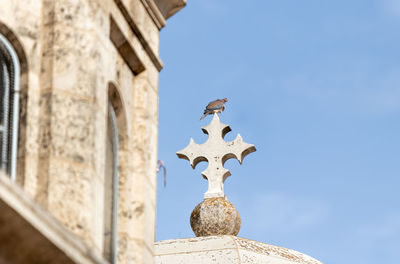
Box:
190 197 241 237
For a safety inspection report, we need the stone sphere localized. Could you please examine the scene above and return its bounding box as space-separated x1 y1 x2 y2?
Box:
190 197 241 237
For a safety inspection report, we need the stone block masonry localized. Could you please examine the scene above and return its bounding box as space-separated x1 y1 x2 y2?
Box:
0 0 186 263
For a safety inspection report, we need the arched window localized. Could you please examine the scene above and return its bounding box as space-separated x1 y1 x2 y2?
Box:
104 97 119 263
104 83 128 263
0 33 20 181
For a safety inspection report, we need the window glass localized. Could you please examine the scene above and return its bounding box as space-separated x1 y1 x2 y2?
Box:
0 34 20 181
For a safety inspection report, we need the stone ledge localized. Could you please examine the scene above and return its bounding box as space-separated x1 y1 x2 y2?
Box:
155 235 323 264
140 0 167 29
0 173 108 264
153 0 186 19
113 0 164 72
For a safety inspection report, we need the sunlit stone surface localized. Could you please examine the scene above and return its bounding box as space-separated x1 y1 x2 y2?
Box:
177 114 256 199
190 197 241 237
155 236 323 264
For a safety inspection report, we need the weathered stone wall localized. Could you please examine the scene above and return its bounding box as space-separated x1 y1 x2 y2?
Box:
0 172 108 264
0 0 171 263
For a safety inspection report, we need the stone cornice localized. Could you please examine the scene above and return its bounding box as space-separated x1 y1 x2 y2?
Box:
114 0 164 71
154 0 187 20
140 0 167 29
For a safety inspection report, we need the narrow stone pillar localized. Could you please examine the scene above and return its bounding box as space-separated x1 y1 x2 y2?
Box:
34 0 109 252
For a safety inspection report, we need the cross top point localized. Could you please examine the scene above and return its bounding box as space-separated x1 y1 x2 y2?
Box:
177 114 256 199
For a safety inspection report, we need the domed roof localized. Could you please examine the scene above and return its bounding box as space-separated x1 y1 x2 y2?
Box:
155 235 323 264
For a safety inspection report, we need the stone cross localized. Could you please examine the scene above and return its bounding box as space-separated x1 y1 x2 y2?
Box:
177 114 256 199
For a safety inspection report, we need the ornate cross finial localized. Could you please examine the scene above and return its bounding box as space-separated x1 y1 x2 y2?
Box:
177 114 256 199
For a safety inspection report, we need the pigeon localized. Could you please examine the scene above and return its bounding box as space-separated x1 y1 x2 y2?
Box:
200 98 228 120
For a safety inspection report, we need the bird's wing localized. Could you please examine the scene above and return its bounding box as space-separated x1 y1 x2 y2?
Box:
163 166 167 187
206 100 224 111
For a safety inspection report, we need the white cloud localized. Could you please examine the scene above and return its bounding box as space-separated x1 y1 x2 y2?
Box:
345 212 400 260
357 213 400 240
364 69 400 113
241 192 330 233
278 65 400 115
382 0 400 17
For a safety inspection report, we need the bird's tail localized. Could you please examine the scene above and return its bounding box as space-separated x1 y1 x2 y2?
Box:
200 113 207 120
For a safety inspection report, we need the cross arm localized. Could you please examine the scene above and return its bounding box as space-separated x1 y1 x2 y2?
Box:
176 138 206 169
223 134 256 165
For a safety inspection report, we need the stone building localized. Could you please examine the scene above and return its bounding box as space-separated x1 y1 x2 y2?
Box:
0 0 185 263
0 1 324 263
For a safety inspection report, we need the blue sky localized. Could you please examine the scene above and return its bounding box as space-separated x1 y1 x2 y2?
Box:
155 1 400 263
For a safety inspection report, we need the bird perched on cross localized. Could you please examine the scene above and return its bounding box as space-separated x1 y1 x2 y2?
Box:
200 98 228 120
